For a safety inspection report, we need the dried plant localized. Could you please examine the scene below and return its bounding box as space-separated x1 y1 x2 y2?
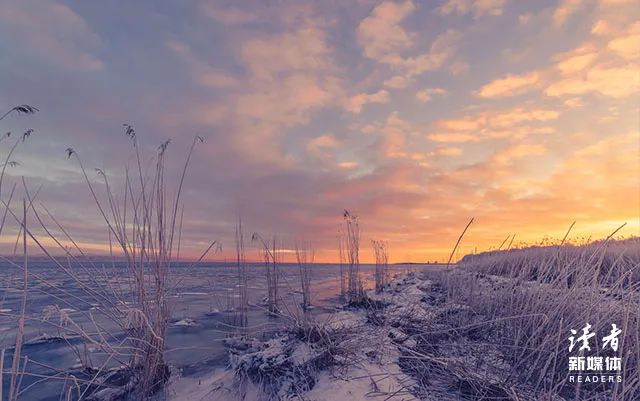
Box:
252 233 280 315
233 217 248 336
0 105 38 121
3 126 215 399
295 240 315 309
0 104 36 401
338 232 346 299
342 210 365 304
433 234 640 400
371 239 389 293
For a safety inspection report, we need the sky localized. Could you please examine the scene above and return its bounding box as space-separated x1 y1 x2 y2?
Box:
0 0 638 263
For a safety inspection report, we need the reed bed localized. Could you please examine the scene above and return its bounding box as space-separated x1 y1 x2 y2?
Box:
342 210 366 305
232 218 249 337
1 120 217 399
424 236 640 400
338 233 347 299
252 233 281 315
295 241 314 310
372 239 389 293
0 104 38 401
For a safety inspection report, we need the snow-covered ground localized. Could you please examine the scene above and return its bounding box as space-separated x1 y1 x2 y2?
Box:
163 271 559 401
163 273 430 401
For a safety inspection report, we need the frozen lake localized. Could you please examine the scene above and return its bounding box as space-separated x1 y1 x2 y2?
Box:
0 260 435 400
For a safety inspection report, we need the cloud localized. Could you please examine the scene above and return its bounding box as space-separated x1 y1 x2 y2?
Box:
200 2 258 24
357 0 416 62
416 87 446 102
2 0 638 262
357 111 423 159
490 108 559 127
383 75 414 89
220 12 344 162
0 0 103 71
345 90 390 113
437 0 507 18
545 64 639 98
607 22 640 60
434 146 463 156
554 44 598 75
166 40 238 88
357 2 460 80
240 20 334 81
450 60 470 76
307 134 339 161
428 106 559 143
491 143 546 165
337 161 358 170
563 97 584 108
477 71 540 98
438 118 480 131
379 111 414 158
591 20 614 36
399 30 461 76
598 0 637 6
552 0 583 26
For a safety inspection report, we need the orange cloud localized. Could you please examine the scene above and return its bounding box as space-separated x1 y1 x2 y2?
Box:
357 0 416 62
358 2 460 82
345 90 390 113
491 143 546 165
554 44 598 75
545 64 639 98
383 75 414 89
477 71 540 98
434 146 463 157
607 22 640 60
416 87 446 103
553 0 583 26
429 107 558 143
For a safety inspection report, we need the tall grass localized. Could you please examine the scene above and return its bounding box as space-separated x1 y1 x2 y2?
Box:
432 235 640 400
233 218 248 336
338 233 346 299
7 201 28 401
0 104 37 401
295 241 314 309
371 239 388 293
4 126 215 398
252 233 280 315
342 210 365 304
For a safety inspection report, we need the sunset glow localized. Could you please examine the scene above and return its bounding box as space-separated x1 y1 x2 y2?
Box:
0 0 638 262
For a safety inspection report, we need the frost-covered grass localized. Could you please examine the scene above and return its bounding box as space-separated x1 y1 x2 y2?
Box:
433 237 640 400
0 115 218 400
459 237 640 287
203 283 421 401
206 236 639 401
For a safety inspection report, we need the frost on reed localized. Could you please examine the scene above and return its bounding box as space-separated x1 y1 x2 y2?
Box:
338 233 346 299
342 210 366 305
252 233 280 315
295 241 314 309
371 240 389 293
0 104 37 401
432 233 640 400
4 124 216 399
233 218 248 336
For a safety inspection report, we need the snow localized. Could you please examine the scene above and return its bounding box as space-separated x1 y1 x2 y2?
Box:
167 273 428 401
172 318 198 327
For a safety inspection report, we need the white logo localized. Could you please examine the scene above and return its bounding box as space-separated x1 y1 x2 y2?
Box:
567 323 623 384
